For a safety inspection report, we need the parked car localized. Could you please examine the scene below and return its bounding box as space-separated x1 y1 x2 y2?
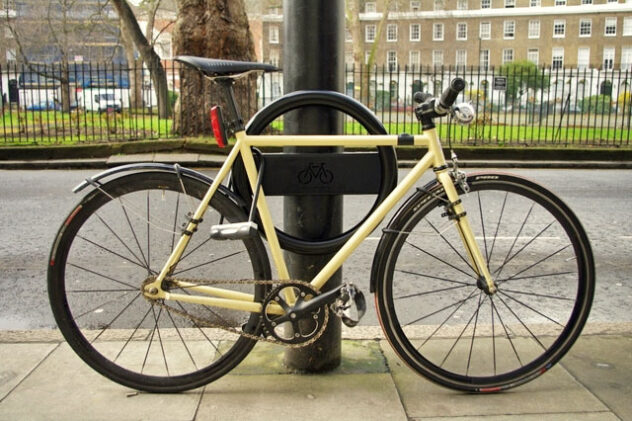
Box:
26 100 58 111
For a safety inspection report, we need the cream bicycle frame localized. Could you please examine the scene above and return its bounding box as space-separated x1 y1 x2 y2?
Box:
143 127 495 314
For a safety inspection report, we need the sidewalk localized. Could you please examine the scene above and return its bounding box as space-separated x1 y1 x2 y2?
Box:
1 325 630 420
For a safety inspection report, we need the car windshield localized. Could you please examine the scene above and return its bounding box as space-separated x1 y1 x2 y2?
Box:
99 94 115 101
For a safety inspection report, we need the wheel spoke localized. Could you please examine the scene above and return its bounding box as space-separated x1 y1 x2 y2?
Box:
92 293 143 342
405 240 478 281
75 235 149 272
396 269 472 287
497 244 572 286
426 219 476 274
95 211 148 270
68 262 139 290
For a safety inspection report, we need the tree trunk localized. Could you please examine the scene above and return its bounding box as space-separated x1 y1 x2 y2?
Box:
112 0 171 118
172 0 256 136
120 21 144 109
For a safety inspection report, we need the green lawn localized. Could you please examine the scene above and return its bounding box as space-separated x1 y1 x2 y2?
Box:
2 109 631 147
1 109 172 145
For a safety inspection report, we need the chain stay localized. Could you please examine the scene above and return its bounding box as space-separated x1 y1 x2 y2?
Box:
147 277 329 349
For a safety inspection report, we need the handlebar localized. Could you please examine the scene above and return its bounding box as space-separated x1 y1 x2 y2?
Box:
413 77 468 128
437 78 466 113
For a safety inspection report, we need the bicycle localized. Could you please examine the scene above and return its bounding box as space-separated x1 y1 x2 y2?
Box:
48 56 595 394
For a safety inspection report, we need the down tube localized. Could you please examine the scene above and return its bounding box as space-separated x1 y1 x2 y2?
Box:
310 151 436 290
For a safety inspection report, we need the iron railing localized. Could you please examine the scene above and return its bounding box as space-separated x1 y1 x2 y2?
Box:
1 61 631 147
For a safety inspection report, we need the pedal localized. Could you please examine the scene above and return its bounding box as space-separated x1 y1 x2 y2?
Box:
332 283 366 327
210 221 258 240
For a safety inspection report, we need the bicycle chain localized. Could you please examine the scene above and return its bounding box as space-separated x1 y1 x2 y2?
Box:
145 277 329 349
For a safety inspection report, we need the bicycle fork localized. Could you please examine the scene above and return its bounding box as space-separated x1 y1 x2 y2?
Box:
435 168 497 295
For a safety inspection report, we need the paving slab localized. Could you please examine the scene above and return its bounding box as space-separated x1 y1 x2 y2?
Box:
0 343 57 401
199 372 407 421
415 413 619 421
380 341 610 419
153 153 199 163
0 343 202 421
231 339 388 375
106 153 155 165
559 335 632 420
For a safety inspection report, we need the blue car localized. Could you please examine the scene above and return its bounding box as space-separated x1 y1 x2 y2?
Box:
26 100 59 111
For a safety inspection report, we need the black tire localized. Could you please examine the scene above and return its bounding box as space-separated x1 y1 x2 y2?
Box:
374 173 594 392
48 172 271 393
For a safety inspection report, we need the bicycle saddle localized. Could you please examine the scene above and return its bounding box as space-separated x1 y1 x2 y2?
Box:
175 56 280 77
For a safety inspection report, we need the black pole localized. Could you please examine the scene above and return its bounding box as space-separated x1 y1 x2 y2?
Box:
283 0 344 372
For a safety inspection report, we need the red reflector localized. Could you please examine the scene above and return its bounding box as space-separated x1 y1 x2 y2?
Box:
210 106 227 148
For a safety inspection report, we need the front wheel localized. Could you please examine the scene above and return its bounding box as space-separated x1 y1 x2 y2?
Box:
48 172 271 392
373 173 594 392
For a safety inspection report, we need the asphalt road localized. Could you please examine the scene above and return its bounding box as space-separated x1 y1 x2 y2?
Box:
0 168 630 329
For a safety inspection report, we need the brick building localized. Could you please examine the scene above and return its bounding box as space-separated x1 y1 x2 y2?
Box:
253 0 632 70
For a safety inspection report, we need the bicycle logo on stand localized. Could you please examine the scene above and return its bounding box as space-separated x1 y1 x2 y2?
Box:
298 162 334 185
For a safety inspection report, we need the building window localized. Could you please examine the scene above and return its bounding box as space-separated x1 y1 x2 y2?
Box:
529 20 540 38
434 0 444 10
480 22 491 39
6 48 17 63
581 0 592 3
605 18 617 36
553 20 566 38
505 0 515 7
603 47 615 69
530 0 541 5
577 47 590 69
503 48 514 64
366 25 376 42
504 21 515 39
433 23 444 41
410 1 421 11
457 0 468 10
433 50 444 66
456 49 467 68
387 24 398 42
555 0 566 5
623 17 632 36
410 24 421 41
528 48 539 65
480 49 490 69
409 50 421 68
621 47 632 70
345 52 354 66
457 23 467 40
388 51 398 71
269 26 279 44
481 0 491 8
552 47 564 69
579 20 592 37
365 2 377 13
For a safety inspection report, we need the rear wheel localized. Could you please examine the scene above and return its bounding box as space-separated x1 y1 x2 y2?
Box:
374 173 594 392
48 172 271 392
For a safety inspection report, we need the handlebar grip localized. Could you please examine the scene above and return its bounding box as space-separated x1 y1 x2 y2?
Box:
437 78 466 111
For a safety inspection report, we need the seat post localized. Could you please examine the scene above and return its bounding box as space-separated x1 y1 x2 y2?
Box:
216 78 245 132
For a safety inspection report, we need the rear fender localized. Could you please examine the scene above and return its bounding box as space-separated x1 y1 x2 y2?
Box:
72 162 246 209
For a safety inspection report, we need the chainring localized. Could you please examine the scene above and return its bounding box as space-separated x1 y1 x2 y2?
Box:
261 282 329 345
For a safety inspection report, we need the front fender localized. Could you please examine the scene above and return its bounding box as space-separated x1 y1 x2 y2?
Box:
369 178 444 293
73 162 246 209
